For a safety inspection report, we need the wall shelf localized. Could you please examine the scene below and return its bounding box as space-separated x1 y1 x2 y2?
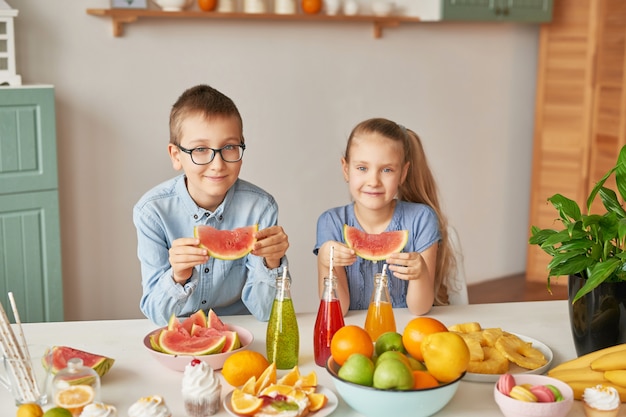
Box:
85 8 421 38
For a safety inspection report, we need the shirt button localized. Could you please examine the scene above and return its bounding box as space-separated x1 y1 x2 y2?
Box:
193 214 198 219
205 212 209 217
204 268 209 273
219 215 223 221
201 300 207 304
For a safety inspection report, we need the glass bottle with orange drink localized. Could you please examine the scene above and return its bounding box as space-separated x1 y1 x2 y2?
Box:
364 264 396 341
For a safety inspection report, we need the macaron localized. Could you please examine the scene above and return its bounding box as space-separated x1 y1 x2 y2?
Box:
497 373 516 396
546 384 564 402
510 385 538 402
530 385 555 402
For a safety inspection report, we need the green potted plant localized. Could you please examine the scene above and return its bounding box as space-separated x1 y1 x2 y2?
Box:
529 145 626 355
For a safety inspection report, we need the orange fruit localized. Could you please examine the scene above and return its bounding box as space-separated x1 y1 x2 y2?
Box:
301 0 322 14
254 362 277 394
295 370 317 393
402 317 448 361
198 0 217 11
230 389 264 416
308 392 328 412
421 331 470 383
54 384 95 416
222 351 270 387
330 325 373 366
241 376 257 395
412 370 439 389
276 366 301 386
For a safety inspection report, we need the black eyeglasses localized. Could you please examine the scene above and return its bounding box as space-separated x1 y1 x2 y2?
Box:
177 143 246 165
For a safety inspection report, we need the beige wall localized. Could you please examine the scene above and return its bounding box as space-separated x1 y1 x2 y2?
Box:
12 0 539 321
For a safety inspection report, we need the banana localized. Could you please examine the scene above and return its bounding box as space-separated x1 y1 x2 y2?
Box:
548 343 626 374
566 380 626 402
548 367 607 384
591 350 626 371
604 370 626 388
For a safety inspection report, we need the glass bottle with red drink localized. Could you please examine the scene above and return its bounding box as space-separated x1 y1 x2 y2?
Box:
313 246 345 367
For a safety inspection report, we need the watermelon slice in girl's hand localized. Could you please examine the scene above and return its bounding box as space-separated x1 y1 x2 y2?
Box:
343 224 409 261
43 346 114 378
193 224 258 260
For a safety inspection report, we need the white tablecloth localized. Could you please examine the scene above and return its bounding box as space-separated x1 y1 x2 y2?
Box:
1 300 615 416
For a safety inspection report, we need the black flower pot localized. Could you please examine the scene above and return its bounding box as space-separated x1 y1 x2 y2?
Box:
568 275 626 356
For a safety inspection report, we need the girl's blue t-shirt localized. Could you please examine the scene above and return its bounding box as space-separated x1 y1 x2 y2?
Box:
314 200 440 310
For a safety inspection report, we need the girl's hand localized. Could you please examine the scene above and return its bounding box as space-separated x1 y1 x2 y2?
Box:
319 241 357 269
386 252 427 281
169 237 209 284
252 225 289 269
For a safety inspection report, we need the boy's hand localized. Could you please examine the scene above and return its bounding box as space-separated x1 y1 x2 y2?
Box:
169 237 209 284
319 241 356 269
252 225 289 269
386 252 426 281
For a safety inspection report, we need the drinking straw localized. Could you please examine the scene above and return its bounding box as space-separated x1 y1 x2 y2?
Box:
329 245 334 278
8 292 38 397
0 300 37 402
381 263 388 278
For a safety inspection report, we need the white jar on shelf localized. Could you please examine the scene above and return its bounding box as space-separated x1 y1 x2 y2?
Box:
217 0 238 12
244 0 267 13
324 0 341 15
343 0 358 15
274 0 296 14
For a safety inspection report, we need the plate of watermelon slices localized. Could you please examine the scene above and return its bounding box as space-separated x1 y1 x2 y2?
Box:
143 310 254 372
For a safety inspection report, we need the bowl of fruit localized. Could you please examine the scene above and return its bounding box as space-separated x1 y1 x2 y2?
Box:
325 322 468 417
143 310 253 372
494 373 573 417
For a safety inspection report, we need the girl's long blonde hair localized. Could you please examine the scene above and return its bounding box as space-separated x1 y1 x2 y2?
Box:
346 118 456 305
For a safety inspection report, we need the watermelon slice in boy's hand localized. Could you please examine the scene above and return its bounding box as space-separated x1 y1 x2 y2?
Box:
194 225 258 260
343 224 408 261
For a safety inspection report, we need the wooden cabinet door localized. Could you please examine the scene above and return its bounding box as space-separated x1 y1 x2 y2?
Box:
0 190 63 322
0 87 63 322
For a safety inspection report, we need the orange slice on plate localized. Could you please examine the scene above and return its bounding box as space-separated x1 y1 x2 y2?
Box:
307 392 328 412
254 362 276 395
276 365 301 386
295 370 317 393
231 389 264 416
54 384 95 415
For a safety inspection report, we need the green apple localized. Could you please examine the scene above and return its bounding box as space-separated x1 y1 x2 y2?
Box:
375 331 407 356
338 353 375 387
407 356 427 371
373 358 414 390
375 350 410 367
42 408 72 417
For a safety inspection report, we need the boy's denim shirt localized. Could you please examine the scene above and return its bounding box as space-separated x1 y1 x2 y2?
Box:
134 175 287 326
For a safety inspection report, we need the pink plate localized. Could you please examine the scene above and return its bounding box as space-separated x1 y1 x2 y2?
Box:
143 324 253 372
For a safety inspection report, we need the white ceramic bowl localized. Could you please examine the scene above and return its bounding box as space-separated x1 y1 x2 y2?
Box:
152 0 192 11
326 357 463 417
371 1 394 16
493 374 574 417
143 324 253 372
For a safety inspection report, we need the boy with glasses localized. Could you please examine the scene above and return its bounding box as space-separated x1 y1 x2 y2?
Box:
133 84 290 326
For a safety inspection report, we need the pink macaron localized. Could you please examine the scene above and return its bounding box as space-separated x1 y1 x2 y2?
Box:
497 373 516 396
530 385 555 402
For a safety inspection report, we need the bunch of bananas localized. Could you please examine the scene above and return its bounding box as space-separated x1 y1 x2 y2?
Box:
548 343 626 401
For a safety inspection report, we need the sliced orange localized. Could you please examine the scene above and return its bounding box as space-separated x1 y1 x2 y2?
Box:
259 384 298 398
276 365 301 386
254 362 276 395
231 389 264 416
241 376 256 395
308 392 328 412
295 370 317 393
54 384 95 415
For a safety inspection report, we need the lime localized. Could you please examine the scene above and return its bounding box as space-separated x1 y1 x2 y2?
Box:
337 353 375 387
42 407 72 417
373 358 414 390
375 332 406 356
16 403 43 417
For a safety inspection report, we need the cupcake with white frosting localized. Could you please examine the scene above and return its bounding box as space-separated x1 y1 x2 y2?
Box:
79 402 117 417
582 385 621 417
182 358 221 416
128 395 172 417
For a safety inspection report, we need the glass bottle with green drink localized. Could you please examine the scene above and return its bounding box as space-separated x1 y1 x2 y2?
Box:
266 267 299 369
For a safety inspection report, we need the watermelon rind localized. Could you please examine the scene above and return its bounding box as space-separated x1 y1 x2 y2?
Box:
193 224 258 260
207 308 228 331
159 330 226 355
221 331 241 353
43 346 115 378
181 310 208 334
343 224 409 261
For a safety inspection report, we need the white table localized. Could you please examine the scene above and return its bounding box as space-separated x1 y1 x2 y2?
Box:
0 301 609 416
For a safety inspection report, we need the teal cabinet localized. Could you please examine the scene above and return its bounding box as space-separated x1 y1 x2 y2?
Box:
442 0 553 22
0 86 63 322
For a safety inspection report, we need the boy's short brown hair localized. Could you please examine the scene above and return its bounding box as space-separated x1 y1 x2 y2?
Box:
169 85 244 145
